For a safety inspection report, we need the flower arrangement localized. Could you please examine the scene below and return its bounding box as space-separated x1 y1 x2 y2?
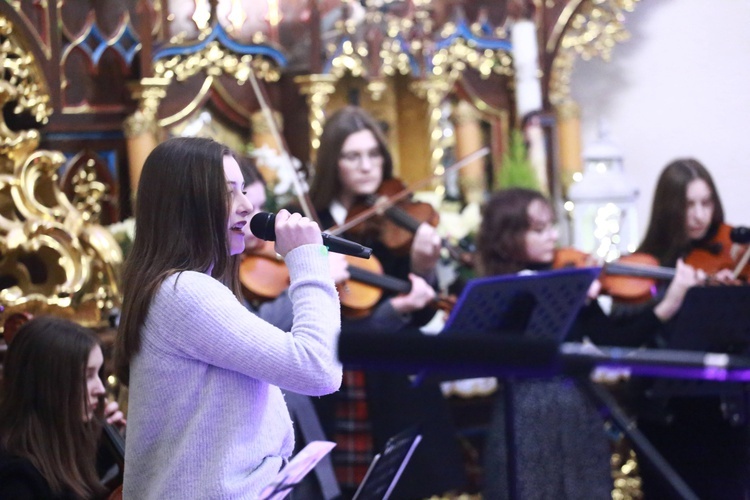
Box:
248 144 306 212
107 217 135 260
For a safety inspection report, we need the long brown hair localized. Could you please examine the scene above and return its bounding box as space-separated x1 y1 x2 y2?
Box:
476 188 551 276
308 106 393 210
0 316 104 498
638 158 724 266
115 137 242 383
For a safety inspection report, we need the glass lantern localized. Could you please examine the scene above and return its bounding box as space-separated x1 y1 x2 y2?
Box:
566 125 639 261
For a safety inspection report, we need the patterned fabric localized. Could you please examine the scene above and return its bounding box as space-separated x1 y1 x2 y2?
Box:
484 378 613 499
332 369 374 490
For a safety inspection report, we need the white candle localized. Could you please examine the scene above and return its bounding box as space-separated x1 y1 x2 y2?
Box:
511 19 543 117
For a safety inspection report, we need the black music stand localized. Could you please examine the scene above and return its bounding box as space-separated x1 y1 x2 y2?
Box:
648 286 750 418
352 426 422 500
444 268 598 339
428 267 600 381
438 268 600 499
436 268 700 500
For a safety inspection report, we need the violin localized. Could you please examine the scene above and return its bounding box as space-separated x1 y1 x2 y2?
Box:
239 241 290 303
685 223 750 281
553 248 677 302
338 254 456 317
98 397 126 468
99 414 126 484
240 243 453 317
341 178 474 266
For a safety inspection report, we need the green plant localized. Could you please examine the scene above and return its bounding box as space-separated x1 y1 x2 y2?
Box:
495 129 540 191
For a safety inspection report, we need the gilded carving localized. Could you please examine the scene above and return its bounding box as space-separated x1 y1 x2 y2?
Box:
70 159 108 224
0 15 53 124
549 0 640 105
410 75 456 178
294 74 337 155
0 21 121 324
153 41 281 83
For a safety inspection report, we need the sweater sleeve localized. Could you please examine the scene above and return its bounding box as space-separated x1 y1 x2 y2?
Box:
147 244 342 396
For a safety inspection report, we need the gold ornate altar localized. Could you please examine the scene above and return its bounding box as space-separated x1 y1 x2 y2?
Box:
0 0 643 495
0 16 122 326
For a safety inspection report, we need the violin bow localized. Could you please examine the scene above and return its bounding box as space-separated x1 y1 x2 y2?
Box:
247 70 321 225
732 244 750 280
328 146 490 237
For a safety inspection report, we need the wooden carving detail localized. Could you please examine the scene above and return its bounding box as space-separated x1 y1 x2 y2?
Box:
0 15 122 326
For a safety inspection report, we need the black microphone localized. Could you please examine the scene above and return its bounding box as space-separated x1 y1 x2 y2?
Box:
250 212 373 259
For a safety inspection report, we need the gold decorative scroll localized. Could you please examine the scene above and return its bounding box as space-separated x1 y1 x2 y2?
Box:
153 41 282 84
294 74 337 158
410 74 456 183
0 18 122 325
0 15 53 125
548 0 640 106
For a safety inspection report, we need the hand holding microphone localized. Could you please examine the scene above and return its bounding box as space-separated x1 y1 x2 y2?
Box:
251 211 373 259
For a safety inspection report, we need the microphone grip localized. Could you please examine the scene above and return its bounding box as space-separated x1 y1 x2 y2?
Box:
250 212 372 259
322 233 373 259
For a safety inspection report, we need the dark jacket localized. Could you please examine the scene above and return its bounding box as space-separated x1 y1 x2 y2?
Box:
0 447 77 500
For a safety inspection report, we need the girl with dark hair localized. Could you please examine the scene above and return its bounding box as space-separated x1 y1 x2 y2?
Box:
115 137 342 498
307 106 467 498
0 315 125 499
631 158 750 500
477 188 705 499
639 158 726 267
238 155 346 499
309 105 442 282
475 187 554 276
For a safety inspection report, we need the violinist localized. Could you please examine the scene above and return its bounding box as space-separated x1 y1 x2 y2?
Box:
0 316 126 499
476 188 703 500
238 155 350 330
628 158 750 500
639 157 738 281
305 106 467 499
236 156 346 499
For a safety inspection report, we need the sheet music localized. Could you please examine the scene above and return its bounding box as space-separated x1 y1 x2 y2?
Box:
258 440 336 500
353 432 422 500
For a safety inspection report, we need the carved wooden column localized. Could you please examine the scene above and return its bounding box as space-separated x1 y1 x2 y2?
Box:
410 75 455 196
556 99 582 190
294 74 337 167
124 78 168 202
453 101 486 204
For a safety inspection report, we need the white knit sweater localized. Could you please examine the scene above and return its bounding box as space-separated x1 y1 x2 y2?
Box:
122 245 342 499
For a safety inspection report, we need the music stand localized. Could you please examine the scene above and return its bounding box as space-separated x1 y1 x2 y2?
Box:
666 286 750 353
352 426 422 500
438 268 699 500
432 268 598 499
649 286 750 409
445 267 598 338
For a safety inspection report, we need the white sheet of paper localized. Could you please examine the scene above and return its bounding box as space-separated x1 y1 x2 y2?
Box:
258 440 336 500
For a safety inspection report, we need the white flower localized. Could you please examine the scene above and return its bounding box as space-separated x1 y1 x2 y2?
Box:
249 146 306 197
107 217 135 241
436 202 481 240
